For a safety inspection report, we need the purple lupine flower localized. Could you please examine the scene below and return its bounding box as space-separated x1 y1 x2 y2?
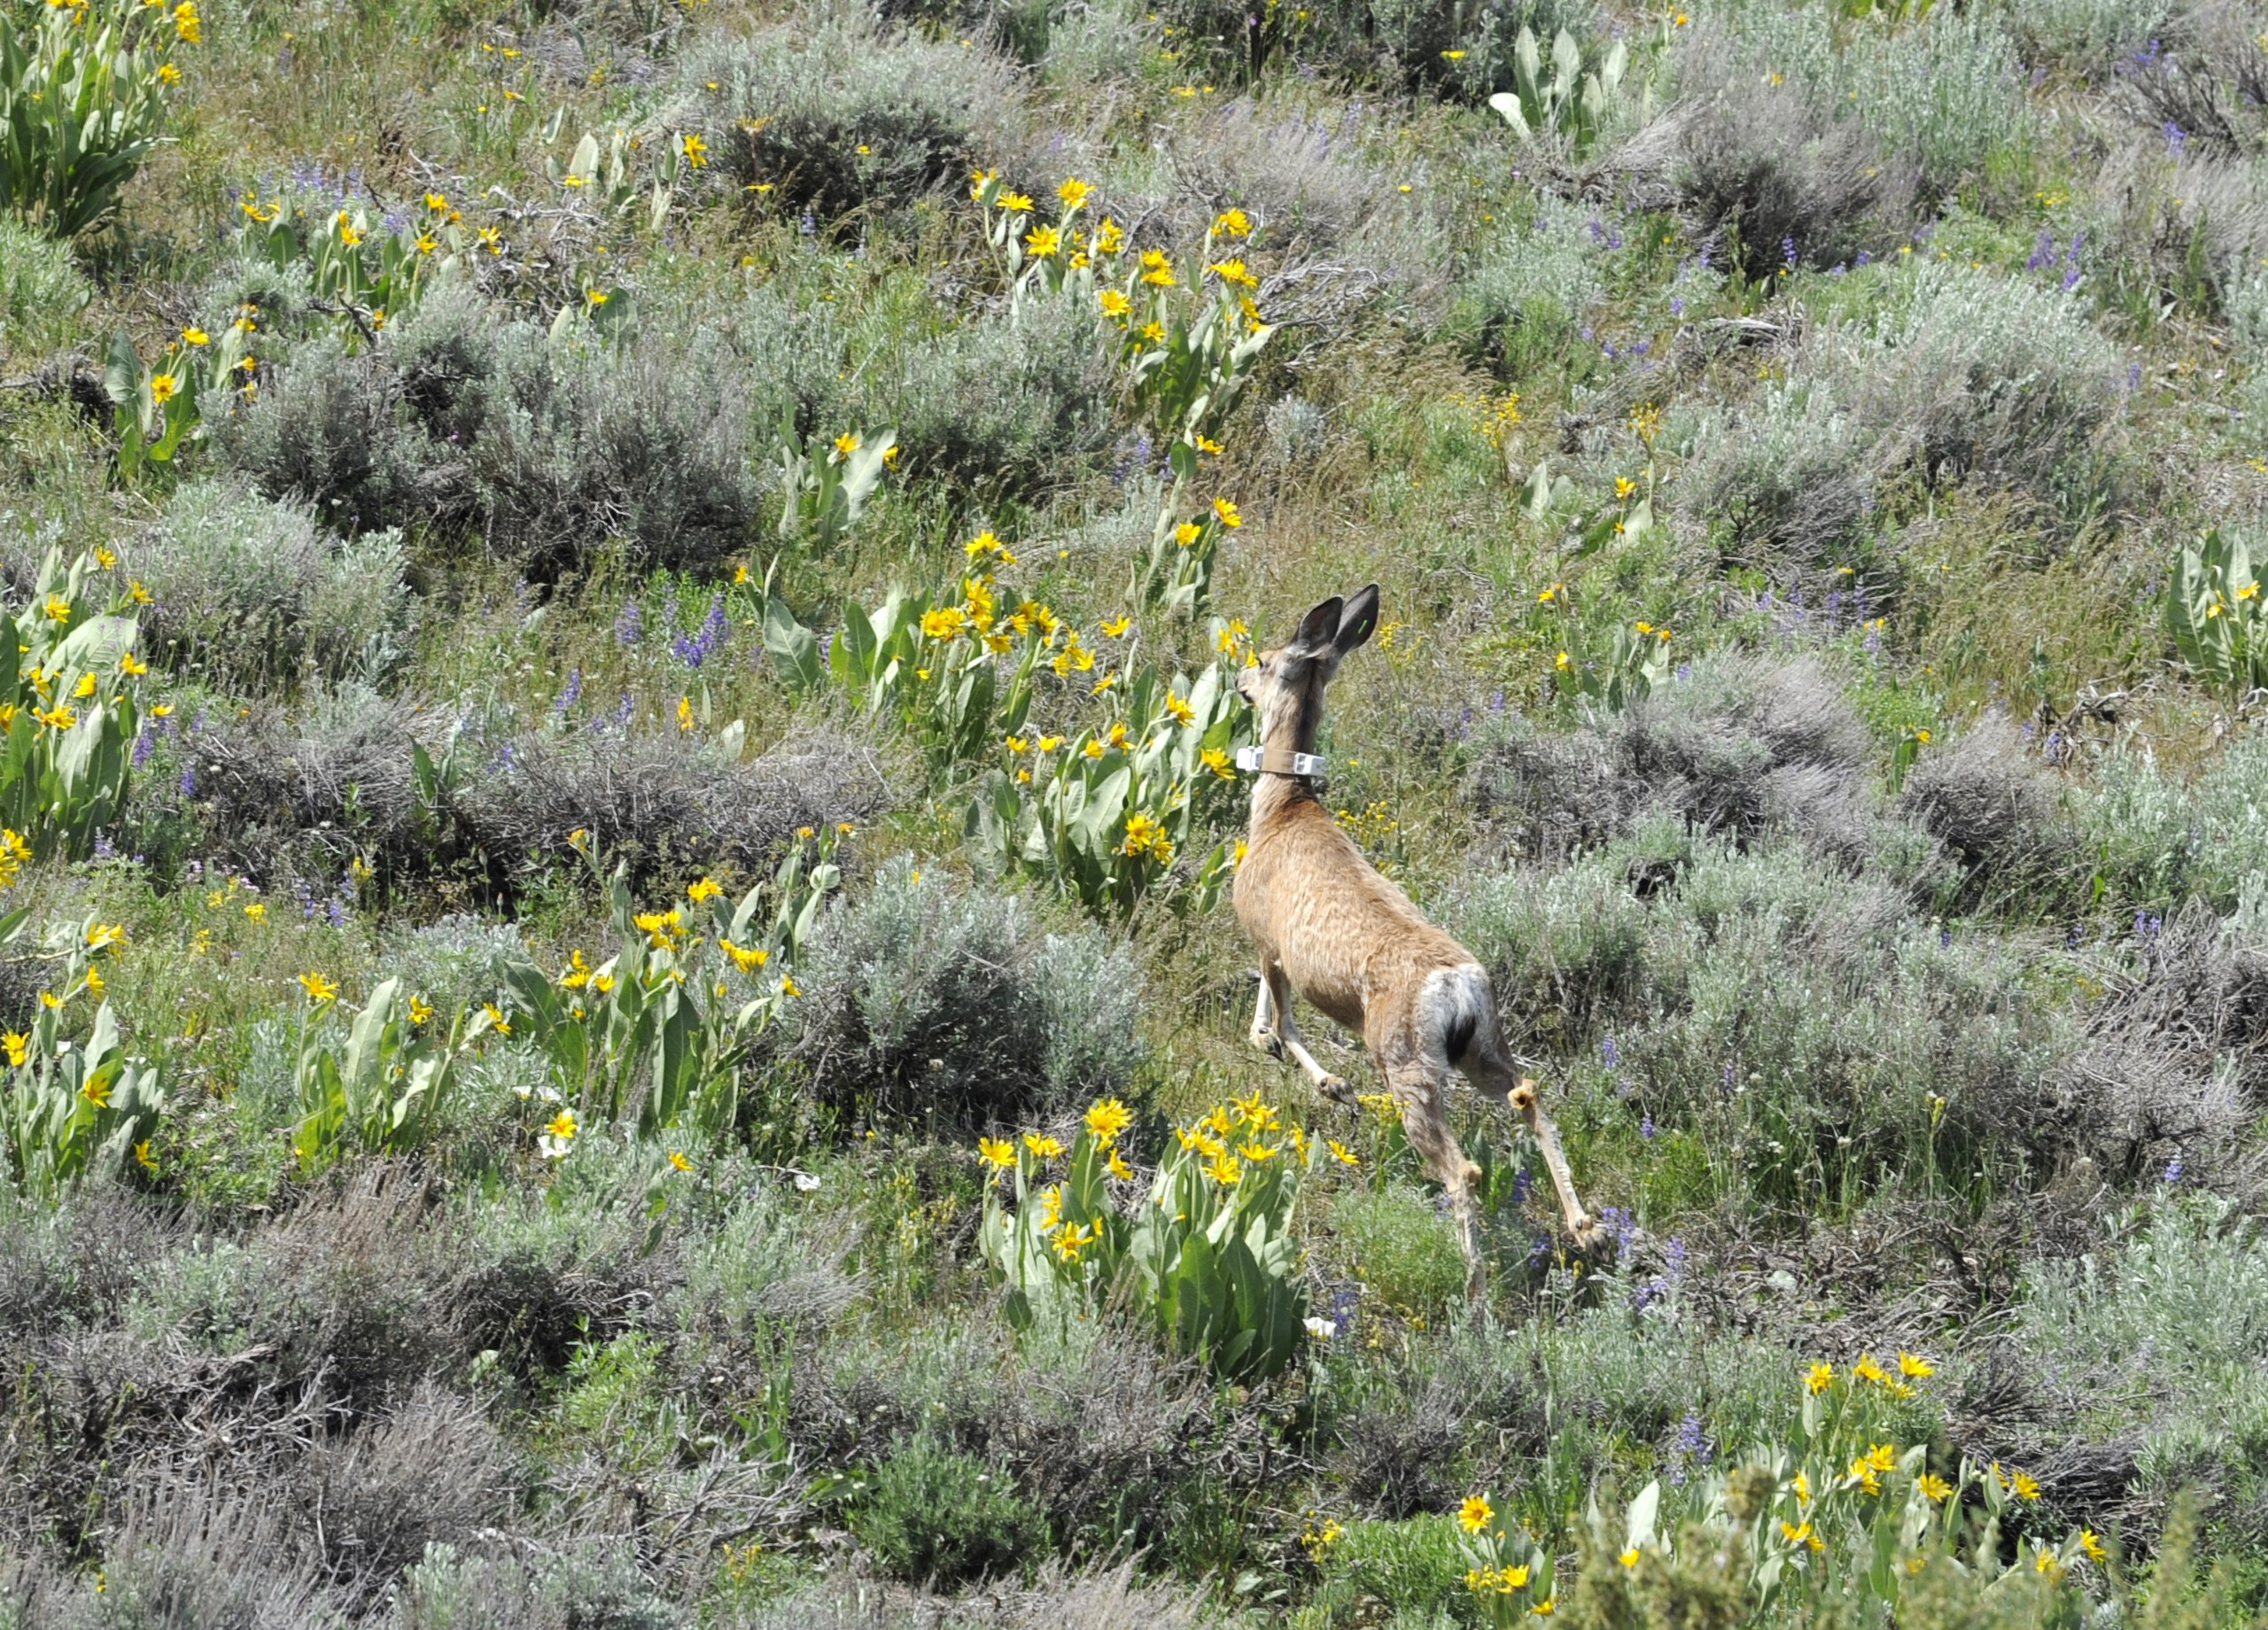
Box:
1665 1237 1686 1281
555 667 583 715
2128 361 2144 392
2165 121 2186 153
327 896 347 928
615 600 644 646
1640 1114 1655 1140
1669 296 1685 318
2027 229 2055 272
1855 249 1871 267
179 765 196 797
1602 1036 1620 1069
1782 235 1798 271
2163 1158 2184 1184
131 726 154 768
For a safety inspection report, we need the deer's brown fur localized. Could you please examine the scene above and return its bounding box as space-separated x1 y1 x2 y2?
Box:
1231 586 1600 1288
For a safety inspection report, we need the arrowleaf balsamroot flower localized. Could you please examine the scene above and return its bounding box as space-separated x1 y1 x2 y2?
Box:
978 1136 1016 1170
1084 1098 1132 1142
1458 1494 1494 1533
299 971 339 1004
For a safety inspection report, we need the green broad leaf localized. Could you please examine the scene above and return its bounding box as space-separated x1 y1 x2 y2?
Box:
762 596 823 690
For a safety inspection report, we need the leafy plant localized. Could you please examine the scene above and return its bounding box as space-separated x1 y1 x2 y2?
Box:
979 1091 1315 1382
2166 528 2266 702
760 562 1050 772
966 656 1247 918
496 827 841 1143
232 187 478 348
1459 1354 2109 1626
1486 26 1640 155
544 123 683 241
773 420 897 551
0 0 195 237
0 547 144 859
852 1435 1047 1587
970 177 1273 615
290 976 478 1169
0 914 162 1199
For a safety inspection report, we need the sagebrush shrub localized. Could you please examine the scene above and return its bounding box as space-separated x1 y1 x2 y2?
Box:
208 330 422 534
1454 828 2090 1207
1897 715 2074 899
1467 654 1879 864
1678 374 1878 565
132 479 414 688
390 1541 678 1630
857 296 1115 490
788 859 1142 1127
2008 0 2169 73
217 283 773 571
1857 258 2119 501
678 7 1015 221
299 1383 514 1607
171 692 895 893
1452 196 1606 369
2016 1198 2268 1538
1668 25 1910 278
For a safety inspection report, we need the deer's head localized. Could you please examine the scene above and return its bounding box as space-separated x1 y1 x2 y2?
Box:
1235 584 1381 745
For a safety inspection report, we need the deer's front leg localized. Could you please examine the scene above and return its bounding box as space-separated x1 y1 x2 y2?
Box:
1249 965 1285 1059
1266 966 1355 1106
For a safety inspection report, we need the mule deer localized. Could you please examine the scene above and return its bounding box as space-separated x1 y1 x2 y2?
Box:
1231 585 1600 1287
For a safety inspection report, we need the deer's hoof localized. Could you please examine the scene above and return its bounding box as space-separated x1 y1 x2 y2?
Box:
1318 1074 1357 1107
1570 1215 1608 1254
1250 1029 1283 1060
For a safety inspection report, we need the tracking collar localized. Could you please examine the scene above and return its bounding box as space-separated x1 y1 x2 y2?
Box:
1234 745 1328 780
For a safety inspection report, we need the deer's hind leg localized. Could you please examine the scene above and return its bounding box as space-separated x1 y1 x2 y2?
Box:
1458 1027 1599 1249
1379 1052 1487 1294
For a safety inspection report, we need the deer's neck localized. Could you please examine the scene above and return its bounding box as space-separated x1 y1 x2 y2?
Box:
1249 691 1324 821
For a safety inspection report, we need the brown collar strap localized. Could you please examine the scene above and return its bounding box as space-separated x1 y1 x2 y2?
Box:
1234 745 1327 779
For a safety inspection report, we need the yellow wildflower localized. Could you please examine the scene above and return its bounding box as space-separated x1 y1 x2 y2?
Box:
1458 1495 1493 1533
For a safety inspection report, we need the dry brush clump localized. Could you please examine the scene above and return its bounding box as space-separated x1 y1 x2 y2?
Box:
128 478 416 690
214 282 776 575
154 688 896 894
1680 259 2122 569
674 5 1021 221
1465 652 1884 866
783 858 1143 1129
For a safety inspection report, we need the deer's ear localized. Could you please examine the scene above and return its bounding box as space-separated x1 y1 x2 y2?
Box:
1335 584 1381 653
1291 595 1344 655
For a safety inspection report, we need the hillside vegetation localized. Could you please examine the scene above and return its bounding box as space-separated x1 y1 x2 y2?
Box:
4 0 2268 1622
